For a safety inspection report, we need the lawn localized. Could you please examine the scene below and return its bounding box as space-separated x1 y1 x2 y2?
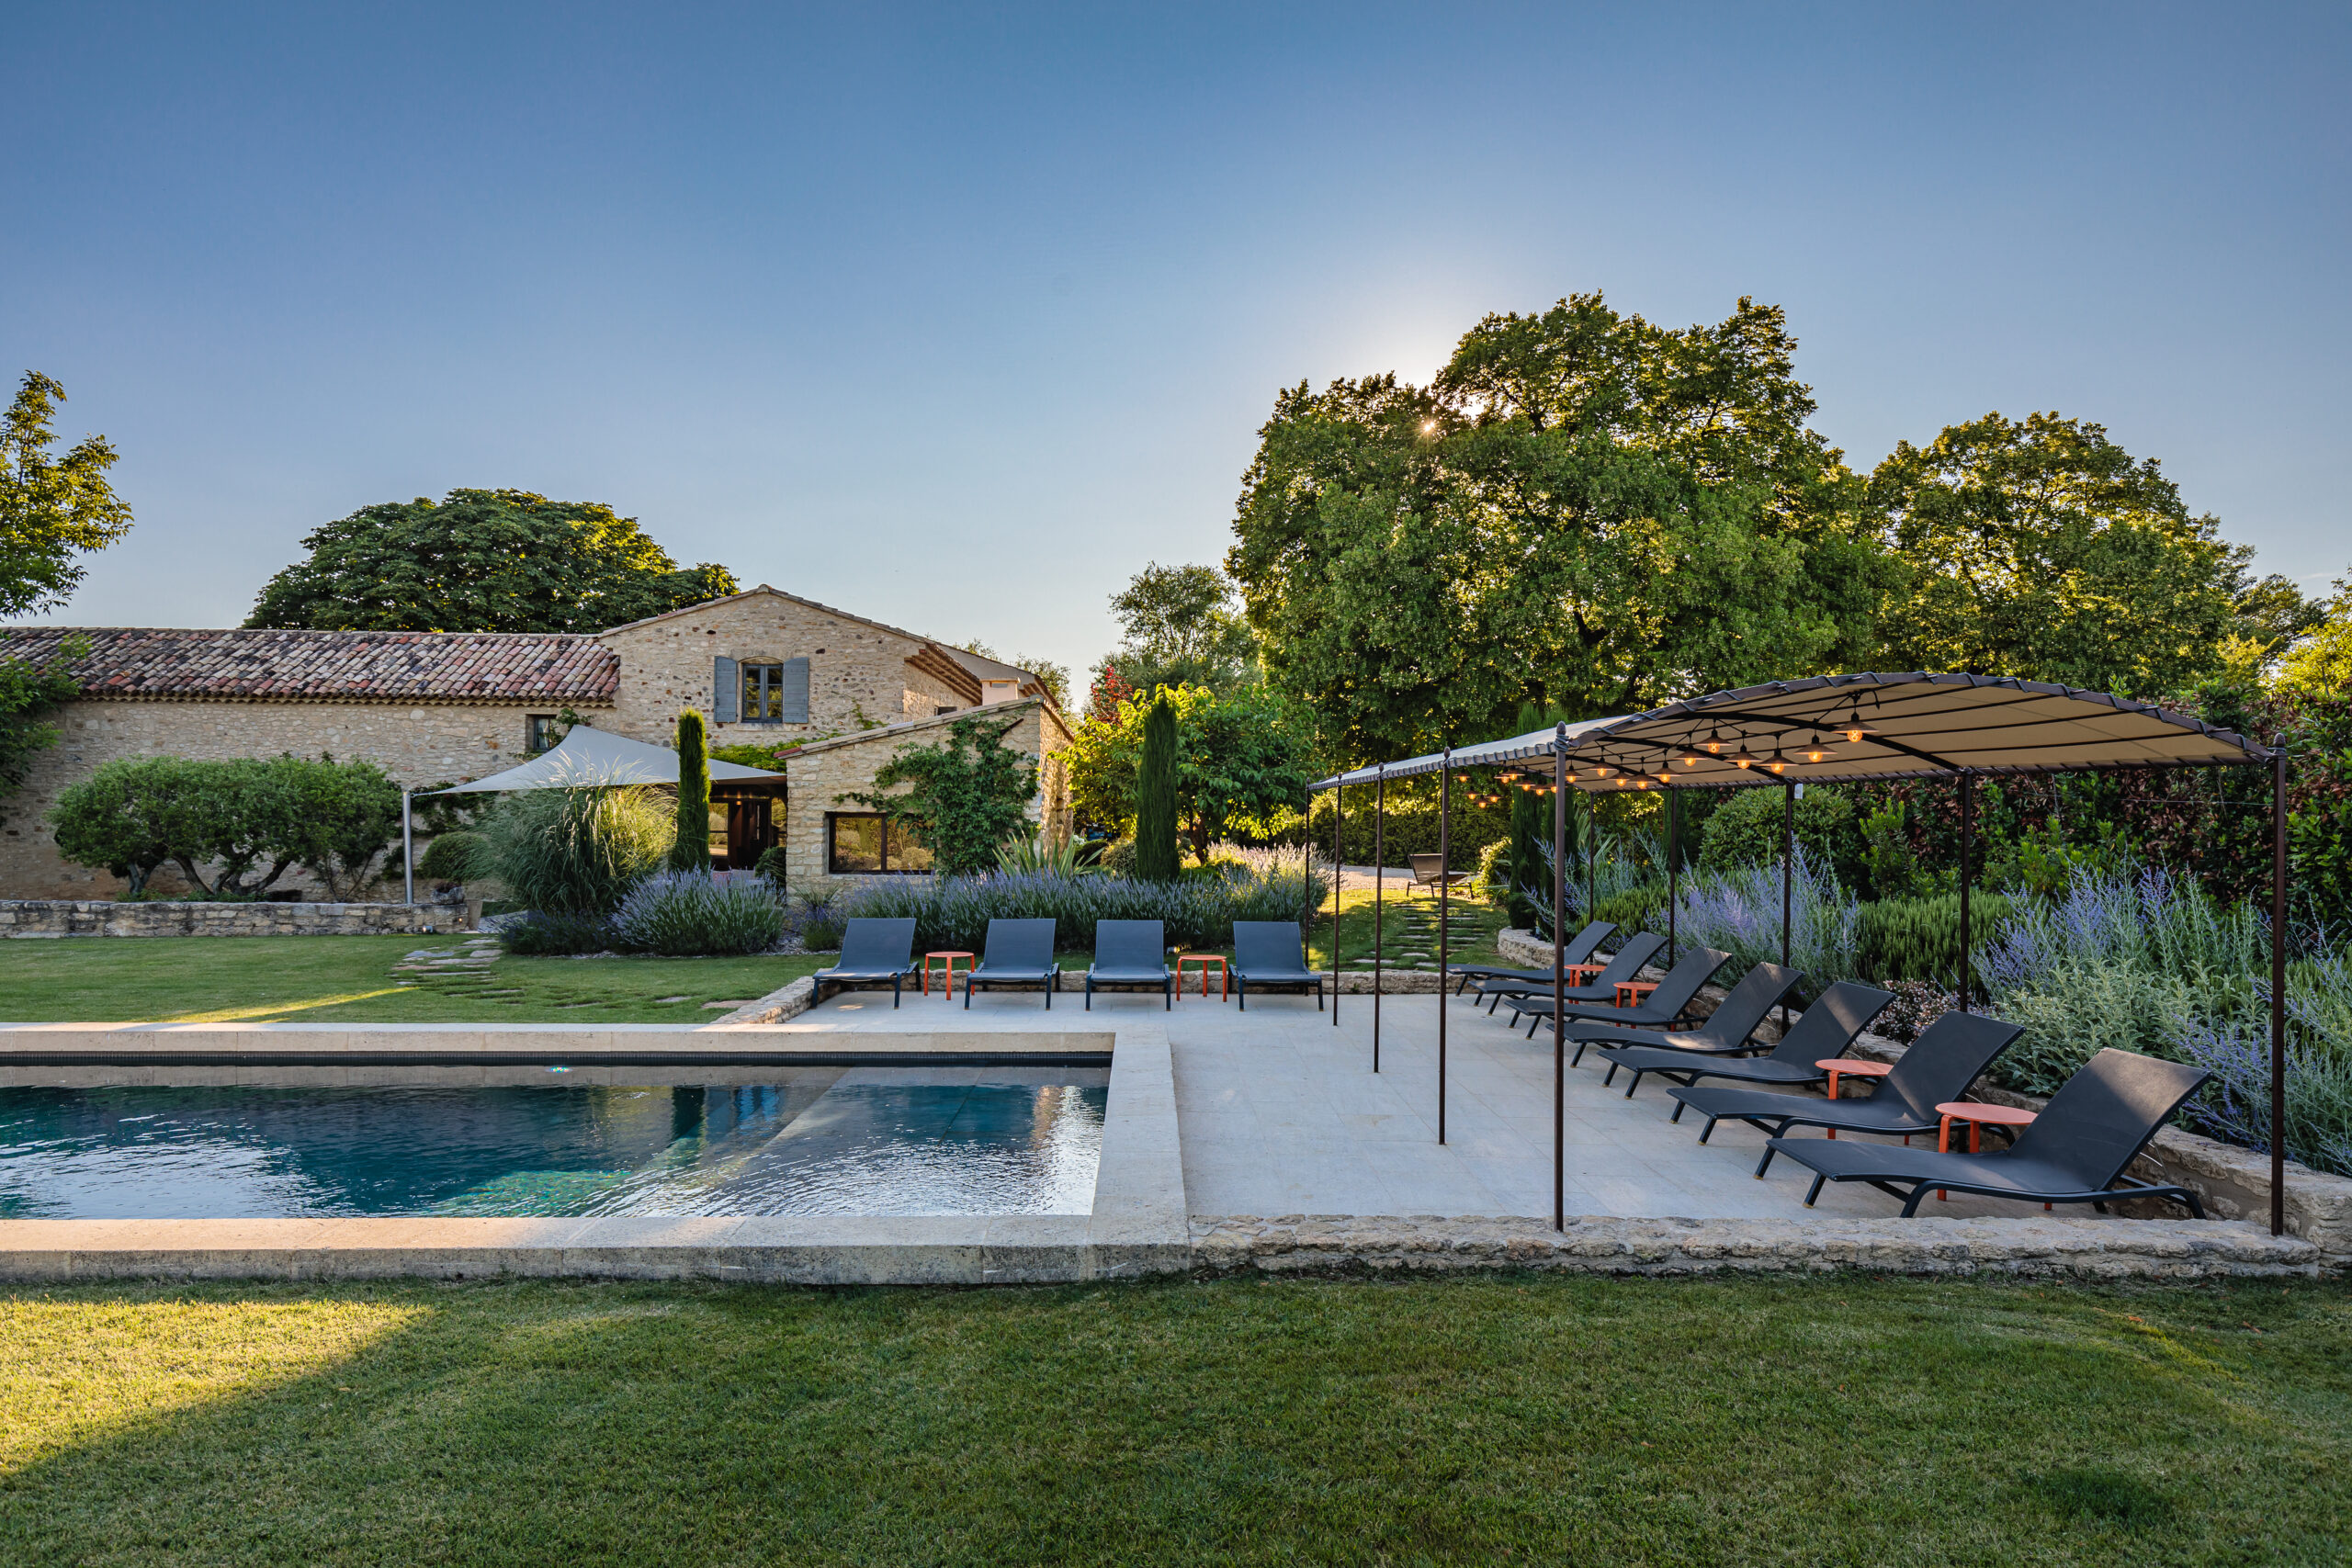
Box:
0 936 824 1023
0 1274 2342 1565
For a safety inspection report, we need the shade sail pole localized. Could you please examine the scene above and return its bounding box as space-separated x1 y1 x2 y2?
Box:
1781 782 1794 1030
1552 727 1567 1233
401 791 414 907
2272 748 2289 1236
1374 766 1385 1074
1439 745 1451 1147
1331 781 1341 1026
1586 791 1596 920
1665 785 1678 969
1959 771 1974 1015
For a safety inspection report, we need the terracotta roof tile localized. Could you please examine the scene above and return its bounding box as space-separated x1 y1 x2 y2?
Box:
0 626 618 705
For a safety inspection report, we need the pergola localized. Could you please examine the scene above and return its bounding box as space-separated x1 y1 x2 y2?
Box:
1310 672 2291 1235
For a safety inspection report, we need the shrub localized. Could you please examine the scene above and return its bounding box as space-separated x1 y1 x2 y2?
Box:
1668 849 1860 992
1474 839 1512 905
795 887 847 952
1856 891 2014 989
1099 838 1136 875
753 845 787 889
1992 959 2199 1096
47 756 188 895
497 910 617 955
481 782 673 916
1698 784 1860 886
997 833 1096 876
2174 949 2352 1177
1875 980 1952 1043
1591 879 1668 937
415 830 487 881
614 871 784 956
840 864 1326 953
842 714 1039 876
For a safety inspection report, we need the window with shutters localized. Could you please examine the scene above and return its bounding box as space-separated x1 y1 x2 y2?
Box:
732 659 808 724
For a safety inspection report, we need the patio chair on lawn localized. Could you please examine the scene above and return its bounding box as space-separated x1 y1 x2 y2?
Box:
1600 978 1894 1101
1495 932 1665 1021
1407 853 1473 899
1767 1048 2211 1218
1086 919 1172 1010
1451 921 1615 995
1514 946 1733 1040
812 919 920 1007
1231 920 1325 1010
1667 1010 2025 1179
964 919 1059 1009
1569 961 1805 1078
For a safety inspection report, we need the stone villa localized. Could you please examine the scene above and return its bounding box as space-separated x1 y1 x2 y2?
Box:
0 587 1073 899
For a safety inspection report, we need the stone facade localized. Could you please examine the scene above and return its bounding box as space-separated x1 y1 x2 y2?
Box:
2 585 1072 903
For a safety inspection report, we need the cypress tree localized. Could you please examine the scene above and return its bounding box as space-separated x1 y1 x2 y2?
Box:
669 707 713 872
1133 694 1180 881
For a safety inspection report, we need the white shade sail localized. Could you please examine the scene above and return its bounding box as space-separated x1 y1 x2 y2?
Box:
420 724 781 795
1315 672 2273 791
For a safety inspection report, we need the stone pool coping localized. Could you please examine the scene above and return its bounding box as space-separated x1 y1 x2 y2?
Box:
0 1020 1188 1285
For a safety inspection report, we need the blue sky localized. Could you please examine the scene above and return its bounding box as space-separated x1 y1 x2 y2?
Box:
6 3 2346 684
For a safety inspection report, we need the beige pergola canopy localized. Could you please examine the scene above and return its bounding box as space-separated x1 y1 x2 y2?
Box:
1315 671 2275 790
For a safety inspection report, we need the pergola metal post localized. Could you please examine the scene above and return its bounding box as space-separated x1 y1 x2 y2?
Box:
1438 745 1452 1146
1958 770 1975 1014
1586 792 1597 919
1331 782 1342 1025
1373 765 1385 1073
2271 748 2288 1235
401 791 414 906
1781 782 1794 1028
1552 727 1568 1232
1665 785 1678 968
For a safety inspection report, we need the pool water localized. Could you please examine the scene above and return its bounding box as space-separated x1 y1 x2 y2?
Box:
0 1068 1108 1219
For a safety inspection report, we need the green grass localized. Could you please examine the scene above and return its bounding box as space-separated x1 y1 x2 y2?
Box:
0 936 824 1023
0 1274 2343 1564
1309 887 1509 972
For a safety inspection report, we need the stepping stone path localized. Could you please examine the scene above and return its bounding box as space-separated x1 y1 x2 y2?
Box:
391 936 506 999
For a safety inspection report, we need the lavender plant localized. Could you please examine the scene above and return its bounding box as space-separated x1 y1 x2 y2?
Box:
838 863 1326 953
1666 847 1860 985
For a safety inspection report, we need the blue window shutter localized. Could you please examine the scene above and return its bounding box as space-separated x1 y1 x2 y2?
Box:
779 657 810 723
713 657 739 723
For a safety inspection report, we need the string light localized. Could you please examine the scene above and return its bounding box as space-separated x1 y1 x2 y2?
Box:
1729 745 1760 770
1799 733 1835 764
1763 747 1790 774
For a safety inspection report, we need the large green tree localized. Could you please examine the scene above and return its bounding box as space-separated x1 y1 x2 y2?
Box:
1 372 133 618
1226 294 1890 761
244 489 737 633
1066 682 1316 864
1091 561 1260 700
1866 412 2243 695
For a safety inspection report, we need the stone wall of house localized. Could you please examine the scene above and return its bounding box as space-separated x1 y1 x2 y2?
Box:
0 898 468 938
0 698 608 900
775 701 1074 893
600 592 971 750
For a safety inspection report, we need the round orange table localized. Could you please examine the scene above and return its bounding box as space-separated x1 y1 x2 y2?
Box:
1935 1100 2041 1203
1176 953 1229 1000
1816 1057 1892 1138
1567 963 1609 987
922 951 974 998
1614 980 1659 1010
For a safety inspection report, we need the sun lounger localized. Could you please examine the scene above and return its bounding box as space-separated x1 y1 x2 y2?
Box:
1450 921 1615 994
1407 852 1473 898
1668 1010 2025 1179
812 918 920 1007
1767 1048 2211 1218
964 918 1059 1009
1231 920 1325 1010
1600 978 1893 1100
1514 946 1732 1039
1497 932 1665 1021
1086 919 1172 1010
1569 962 1805 1078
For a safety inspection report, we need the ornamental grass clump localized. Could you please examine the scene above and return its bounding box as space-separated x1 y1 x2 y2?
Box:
482 779 673 919
613 871 784 956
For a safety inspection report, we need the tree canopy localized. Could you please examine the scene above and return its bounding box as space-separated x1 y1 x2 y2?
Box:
243 489 737 633
1092 561 1260 700
1066 682 1315 863
842 715 1040 876
0 371 133 620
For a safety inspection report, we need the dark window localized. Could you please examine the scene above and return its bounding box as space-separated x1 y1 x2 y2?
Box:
827 813 933 874
526 715 565 753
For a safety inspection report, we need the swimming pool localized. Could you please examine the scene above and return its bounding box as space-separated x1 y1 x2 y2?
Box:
0 1066 1108 1219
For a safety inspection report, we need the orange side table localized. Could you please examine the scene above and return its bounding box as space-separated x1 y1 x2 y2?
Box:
1614 980 1660 1010
1935 1100 2040 1203
922 951 974 998
1816 1057 1892 1138
1567 964 1609 987
1176 953 1230 1000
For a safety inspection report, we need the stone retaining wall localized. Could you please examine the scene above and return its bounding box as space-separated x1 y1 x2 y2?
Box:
1191 1213 2320 1280
0 899 468 938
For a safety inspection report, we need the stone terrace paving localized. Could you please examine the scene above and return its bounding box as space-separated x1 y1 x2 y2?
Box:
808 986 2026 1223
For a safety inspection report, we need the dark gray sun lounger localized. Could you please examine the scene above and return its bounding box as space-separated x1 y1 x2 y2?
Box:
1768 1048 2211 1218
1606 978 1894 1102
1086 919 1172 1010
1515 946 1732 1039
964 918 1059 1009
1231 920 1324 1010
1498 932 1665 1021
1668 1010 2025 1179
1451 921 1615 994
1574 962 1806 1080
812 918 920 1006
